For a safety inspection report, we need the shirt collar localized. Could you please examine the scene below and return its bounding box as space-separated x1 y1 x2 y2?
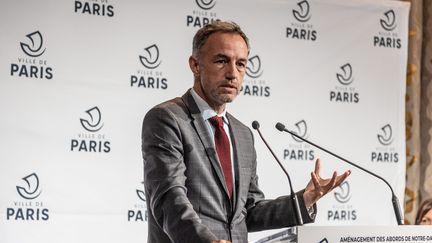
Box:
191 88 229 124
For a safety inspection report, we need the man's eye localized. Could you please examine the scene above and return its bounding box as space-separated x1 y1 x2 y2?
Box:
237 62 246 69
215 59 227 64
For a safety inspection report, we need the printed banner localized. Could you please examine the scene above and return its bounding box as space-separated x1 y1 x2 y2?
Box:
0 0 410 242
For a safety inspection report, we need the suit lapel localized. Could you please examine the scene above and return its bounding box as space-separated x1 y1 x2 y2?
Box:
227 113 247 219
181 90 231 200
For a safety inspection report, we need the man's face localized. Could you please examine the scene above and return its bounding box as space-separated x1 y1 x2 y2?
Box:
190 32 248 111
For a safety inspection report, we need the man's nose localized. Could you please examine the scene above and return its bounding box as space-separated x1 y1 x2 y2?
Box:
225 62 238 81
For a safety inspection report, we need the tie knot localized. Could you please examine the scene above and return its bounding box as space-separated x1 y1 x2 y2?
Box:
209 116 224 128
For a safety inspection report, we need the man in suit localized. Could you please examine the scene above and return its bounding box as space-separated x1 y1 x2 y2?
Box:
142 21 351 243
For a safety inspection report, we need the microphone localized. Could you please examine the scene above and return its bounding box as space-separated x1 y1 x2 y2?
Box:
252 121 303 225
275 122 404 225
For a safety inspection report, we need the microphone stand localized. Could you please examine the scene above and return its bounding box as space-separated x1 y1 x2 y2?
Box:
252 121 303 225
275 122 404 225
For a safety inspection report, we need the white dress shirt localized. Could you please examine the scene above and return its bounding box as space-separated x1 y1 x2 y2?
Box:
190 88 236 186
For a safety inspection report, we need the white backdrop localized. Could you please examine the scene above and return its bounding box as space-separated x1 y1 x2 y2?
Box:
0 0 409 242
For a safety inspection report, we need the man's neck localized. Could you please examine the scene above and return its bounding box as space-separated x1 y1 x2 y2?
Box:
192 87 226 114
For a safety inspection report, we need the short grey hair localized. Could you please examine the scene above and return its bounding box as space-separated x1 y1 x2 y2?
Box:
192 20 250 57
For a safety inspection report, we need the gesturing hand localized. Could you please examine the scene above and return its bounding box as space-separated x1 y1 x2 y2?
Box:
303 159 351 208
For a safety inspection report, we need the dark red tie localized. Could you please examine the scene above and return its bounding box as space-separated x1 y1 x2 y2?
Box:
209 116 233 199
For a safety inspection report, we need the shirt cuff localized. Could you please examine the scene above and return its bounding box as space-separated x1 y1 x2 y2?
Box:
307 205 317 219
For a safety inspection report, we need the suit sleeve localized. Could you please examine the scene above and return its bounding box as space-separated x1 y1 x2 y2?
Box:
142 107 217 243
244 129 316 231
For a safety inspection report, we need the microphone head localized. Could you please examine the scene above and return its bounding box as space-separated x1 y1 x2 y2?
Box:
275 122 285 131
252 120 260 130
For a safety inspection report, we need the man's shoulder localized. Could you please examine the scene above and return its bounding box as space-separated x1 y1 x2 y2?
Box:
144 96 190 122
153 96 185 112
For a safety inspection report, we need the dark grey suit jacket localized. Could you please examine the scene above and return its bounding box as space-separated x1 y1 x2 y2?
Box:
141 89 314 243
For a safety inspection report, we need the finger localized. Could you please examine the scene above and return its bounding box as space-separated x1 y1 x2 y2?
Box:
321 171 337 191
334 170 351 188
311 172 321 192
314 158 321 175
328 171 338 189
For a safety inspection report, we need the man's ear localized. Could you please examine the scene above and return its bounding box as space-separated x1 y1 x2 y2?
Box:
189 56 199 76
